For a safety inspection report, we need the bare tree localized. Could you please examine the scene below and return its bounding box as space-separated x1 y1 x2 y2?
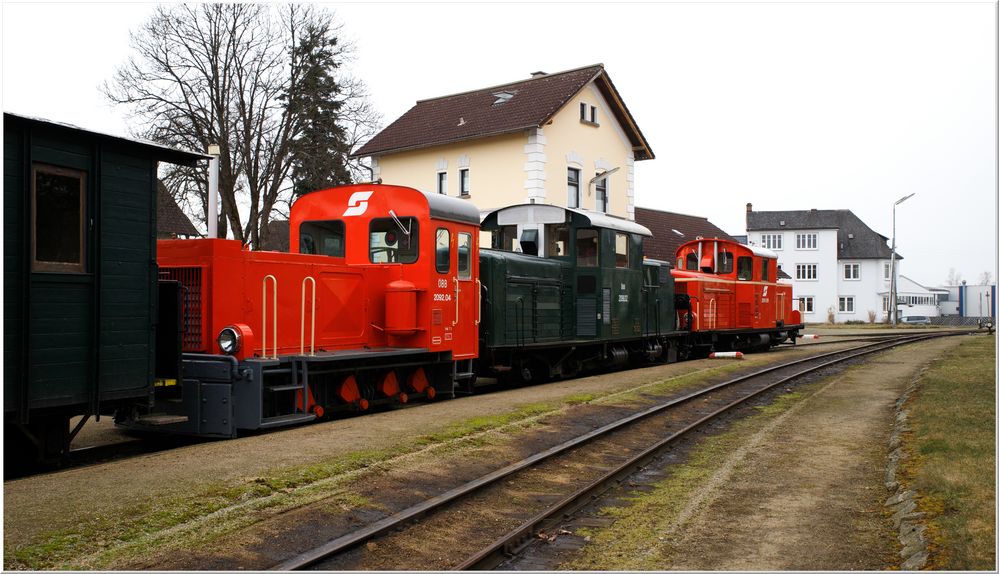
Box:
945 267 963 286
979 271 994 285
105 4 380 246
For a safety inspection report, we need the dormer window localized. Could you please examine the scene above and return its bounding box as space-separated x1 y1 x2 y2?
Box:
492 91 516 105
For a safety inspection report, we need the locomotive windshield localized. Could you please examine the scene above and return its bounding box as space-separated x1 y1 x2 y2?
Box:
300 220 345 257
369 217 419 263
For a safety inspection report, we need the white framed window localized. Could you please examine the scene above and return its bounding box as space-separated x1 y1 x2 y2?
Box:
796 233 817 250
883 297 890 312
844 263 860 280
437 171 447 195
884 263 891 281
801 296 815 313
579 102 598 125
567 167 580 208
839 296 855 313
459 168 470 197
595 176 608 213
796 263 818 281
761 233 782 250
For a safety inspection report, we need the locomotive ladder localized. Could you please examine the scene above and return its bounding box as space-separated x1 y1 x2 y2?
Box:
257 275 318 428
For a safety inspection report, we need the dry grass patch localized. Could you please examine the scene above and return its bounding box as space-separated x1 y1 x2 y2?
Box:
902 334 995 570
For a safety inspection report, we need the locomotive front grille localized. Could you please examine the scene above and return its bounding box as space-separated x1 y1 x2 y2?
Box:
161 266 205 352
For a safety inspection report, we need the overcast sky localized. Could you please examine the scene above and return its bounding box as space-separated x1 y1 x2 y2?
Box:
2 1 996 286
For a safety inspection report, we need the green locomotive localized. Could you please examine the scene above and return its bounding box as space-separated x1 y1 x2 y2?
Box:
477 204 678 383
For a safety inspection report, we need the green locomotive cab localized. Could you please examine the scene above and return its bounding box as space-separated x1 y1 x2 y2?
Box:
478 204 678 383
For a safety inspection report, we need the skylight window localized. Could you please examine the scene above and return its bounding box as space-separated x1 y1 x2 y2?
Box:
492 90 517 105
672 229 684 236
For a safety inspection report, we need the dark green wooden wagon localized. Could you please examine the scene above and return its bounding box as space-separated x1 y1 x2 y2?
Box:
3 112 207 464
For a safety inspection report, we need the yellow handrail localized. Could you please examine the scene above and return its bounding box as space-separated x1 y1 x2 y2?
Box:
262 275 277 359
301 276 316 356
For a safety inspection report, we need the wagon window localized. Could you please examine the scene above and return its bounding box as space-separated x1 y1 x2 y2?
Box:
369 217 419 263
685 253 698 270
576 228 599 267
300 220 344 257
546 223 570 258
717 251 734 274
737 256 753 280
615 233 629 268
32 164 86 273
435 228 450 273
457 233 472 279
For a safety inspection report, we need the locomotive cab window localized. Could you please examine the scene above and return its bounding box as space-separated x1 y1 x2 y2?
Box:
32 164 86 273
737 256 753 280
576 228 599 267
718 251 734 274
492 225 519 252
300 220 345 257
457 233 472 279
435 228 450 273
685 253 698 271
762 258 770 281
369 217 418 263
546 224 570 258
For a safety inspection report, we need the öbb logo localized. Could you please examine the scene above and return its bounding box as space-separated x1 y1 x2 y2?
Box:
343 191 374 217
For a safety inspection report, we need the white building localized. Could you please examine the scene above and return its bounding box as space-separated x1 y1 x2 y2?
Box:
937 283 996 319
745 205 899 323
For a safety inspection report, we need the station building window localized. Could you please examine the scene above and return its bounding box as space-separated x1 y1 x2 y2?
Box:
796 263 818 280
844 263 860 280
567 168 581 208
761 233 782 250
796 233 817 250
839 296 855 313
800 296 815 313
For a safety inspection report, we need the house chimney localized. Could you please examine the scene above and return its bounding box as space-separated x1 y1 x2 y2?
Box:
746 203 752 213
530 71 547 78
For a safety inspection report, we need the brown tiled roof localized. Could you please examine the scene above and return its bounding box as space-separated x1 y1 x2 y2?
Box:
157 180 201 238
353 64 654 160
635 206 735 262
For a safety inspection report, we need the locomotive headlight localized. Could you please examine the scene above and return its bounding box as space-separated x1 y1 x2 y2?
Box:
217 326 241 355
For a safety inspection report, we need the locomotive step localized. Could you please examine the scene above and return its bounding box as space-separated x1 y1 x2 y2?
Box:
258 413 317 428
135 414 190 425
266 384 305 392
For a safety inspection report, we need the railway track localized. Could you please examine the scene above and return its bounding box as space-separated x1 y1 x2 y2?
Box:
271 331 972 571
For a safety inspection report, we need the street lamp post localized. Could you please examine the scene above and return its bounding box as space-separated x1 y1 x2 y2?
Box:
889 193 915 326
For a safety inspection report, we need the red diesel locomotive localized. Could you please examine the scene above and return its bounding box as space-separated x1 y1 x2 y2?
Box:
120 184 481 436
672 237 802 353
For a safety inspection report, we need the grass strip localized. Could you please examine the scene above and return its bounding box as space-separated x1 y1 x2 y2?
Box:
901 335 995 570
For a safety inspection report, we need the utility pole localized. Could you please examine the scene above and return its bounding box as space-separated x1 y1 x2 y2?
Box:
889 193 915 326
